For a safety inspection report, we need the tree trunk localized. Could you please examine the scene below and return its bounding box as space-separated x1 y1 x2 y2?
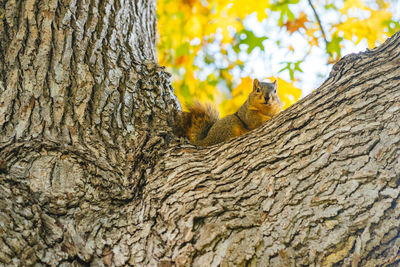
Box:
0 1 399 266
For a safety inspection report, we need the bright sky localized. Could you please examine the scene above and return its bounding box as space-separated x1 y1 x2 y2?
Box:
196 1 399 98
241 3 395 96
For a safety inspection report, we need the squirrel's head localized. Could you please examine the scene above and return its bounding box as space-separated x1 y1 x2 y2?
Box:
248 78 282 116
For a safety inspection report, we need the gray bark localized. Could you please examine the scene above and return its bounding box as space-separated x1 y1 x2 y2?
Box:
0 0 399 266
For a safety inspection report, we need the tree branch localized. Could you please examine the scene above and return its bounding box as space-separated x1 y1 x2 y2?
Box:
307 0 329 49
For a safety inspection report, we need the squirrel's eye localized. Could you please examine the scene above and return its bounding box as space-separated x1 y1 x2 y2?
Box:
256 87 260 93
274 89 277 94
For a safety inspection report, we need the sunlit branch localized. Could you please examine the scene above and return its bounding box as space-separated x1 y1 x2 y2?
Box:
307 0 329 49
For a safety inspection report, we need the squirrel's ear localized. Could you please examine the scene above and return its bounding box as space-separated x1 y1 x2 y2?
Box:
253 79 259 90
273 79 278 89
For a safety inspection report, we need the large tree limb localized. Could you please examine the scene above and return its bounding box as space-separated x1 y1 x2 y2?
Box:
141 33 400 266
0 0 399 266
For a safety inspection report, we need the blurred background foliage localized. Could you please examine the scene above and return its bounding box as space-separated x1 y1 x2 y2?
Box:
157 0 399 116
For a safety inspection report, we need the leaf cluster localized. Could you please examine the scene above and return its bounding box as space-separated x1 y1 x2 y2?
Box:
157 0 399 113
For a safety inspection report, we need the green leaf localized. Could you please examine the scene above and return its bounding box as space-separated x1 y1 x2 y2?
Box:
294 60 304 73
233 29 268 54
278 60 303 80
384 19 400 35
176 43 190 58
326 34 343 57
206 74 219 86
270 0 300 25
180 83 191 101
324 3 336 10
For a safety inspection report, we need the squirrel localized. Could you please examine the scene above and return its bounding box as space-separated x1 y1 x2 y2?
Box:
175 78 282 147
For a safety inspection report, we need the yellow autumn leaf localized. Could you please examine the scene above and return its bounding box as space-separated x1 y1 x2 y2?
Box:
219 77 253 117
305 27 319 47
229 1 270 21
284 12 308 34
186 15 203 38
274 77 301 110
337 9 392 48
157 0 396 119
337 0 393 48
340 0 368 12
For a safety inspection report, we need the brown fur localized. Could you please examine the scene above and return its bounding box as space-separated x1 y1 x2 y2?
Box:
176 79 282 147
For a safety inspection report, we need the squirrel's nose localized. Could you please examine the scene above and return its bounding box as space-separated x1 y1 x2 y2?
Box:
264 95 270 103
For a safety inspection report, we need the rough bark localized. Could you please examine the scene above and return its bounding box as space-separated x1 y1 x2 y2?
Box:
0 0 399 266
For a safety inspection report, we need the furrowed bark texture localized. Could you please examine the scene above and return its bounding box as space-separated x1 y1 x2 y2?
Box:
0 0 177 201
0 0 399 266
0 0 177 265
145 37 400 266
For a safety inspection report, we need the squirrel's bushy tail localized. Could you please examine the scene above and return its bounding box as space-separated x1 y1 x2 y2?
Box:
175 101 219 143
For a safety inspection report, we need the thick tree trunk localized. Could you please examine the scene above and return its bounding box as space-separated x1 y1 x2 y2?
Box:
0 1 399 266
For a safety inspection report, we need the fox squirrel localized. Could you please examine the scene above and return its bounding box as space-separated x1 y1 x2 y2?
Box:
175 79 282 147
